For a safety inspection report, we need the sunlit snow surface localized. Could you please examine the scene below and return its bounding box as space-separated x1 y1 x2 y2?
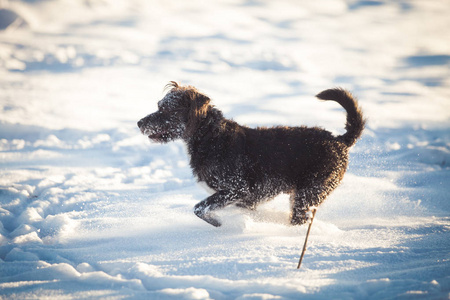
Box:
1 0 449 299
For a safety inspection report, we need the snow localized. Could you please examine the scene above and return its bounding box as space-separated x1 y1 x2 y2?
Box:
0 0 449 299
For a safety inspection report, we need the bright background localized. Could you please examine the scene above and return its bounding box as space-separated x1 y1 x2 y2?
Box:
0 0 449 299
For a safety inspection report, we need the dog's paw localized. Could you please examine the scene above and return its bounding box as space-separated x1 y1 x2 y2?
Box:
194 206 222 227
196 213 222 227
291 208 317 226
290 217 307 226
203 215 222 227
290 210 308 226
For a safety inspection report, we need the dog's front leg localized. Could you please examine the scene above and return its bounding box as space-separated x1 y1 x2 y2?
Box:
194 190 241 227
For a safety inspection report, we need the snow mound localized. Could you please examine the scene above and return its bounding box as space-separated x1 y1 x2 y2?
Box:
0 9 28 31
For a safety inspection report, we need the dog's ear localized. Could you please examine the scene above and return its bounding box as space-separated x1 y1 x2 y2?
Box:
185 89 211 136
190 92 210 118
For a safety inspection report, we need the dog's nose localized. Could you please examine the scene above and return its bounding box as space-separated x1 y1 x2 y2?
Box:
137 120 143 128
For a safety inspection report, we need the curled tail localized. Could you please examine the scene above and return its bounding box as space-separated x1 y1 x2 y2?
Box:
316 88 366 147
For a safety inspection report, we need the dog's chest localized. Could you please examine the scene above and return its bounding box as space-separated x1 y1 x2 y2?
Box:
184 143 218 195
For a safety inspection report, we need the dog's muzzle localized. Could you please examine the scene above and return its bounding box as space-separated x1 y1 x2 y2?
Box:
137 115 176 143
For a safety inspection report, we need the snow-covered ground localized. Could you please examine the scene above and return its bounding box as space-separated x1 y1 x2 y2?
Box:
1 0 449 299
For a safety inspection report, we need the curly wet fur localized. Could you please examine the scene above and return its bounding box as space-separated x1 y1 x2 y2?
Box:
138 82 365 227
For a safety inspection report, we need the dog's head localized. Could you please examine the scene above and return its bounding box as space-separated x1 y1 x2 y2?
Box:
137 81 211 143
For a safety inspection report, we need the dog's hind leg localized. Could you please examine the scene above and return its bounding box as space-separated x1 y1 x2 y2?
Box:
290 192 310 226
290 186 328 226
194 190 244 227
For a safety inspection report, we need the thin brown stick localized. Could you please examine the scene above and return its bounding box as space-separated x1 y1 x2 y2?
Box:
297 209 317 269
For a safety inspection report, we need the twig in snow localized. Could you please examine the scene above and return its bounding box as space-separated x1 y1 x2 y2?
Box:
297 208 317 269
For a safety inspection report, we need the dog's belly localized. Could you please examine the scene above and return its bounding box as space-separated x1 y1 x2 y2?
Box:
197 181 216 195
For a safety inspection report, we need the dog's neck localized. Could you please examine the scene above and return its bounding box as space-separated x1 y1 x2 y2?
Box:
183 106 227 178
184 106 224 142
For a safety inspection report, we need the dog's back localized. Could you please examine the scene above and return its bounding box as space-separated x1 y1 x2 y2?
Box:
244 125 347 183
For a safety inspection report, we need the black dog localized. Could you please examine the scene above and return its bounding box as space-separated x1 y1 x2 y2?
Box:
138 82 365 227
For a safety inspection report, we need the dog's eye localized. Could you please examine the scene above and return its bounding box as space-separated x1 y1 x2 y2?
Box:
158 100 169 110
157 103 167 111
160 105 170 112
